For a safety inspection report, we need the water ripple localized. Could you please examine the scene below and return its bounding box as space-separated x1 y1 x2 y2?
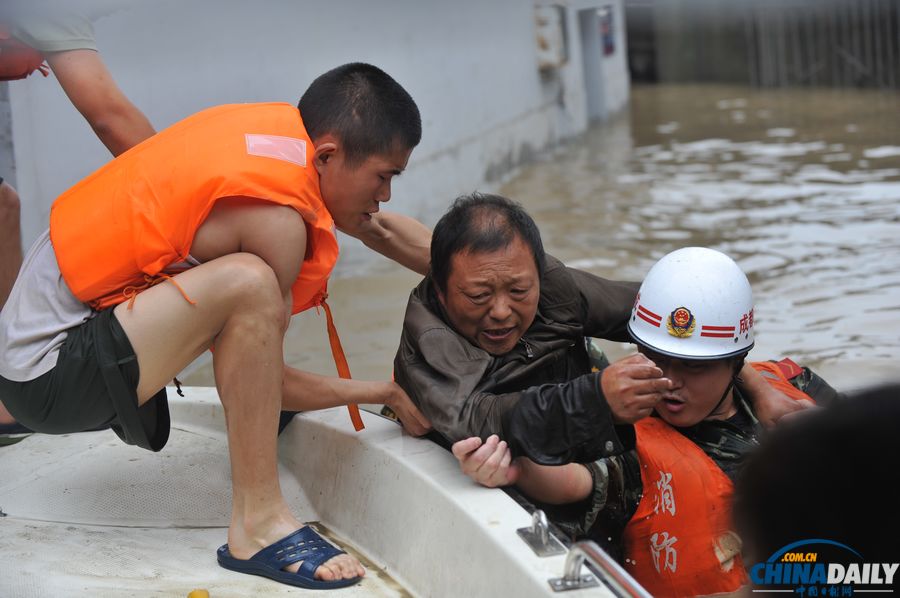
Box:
501 84 900 389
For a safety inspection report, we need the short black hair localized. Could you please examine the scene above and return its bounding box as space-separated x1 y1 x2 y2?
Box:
298 63 421 166
430 192 545 294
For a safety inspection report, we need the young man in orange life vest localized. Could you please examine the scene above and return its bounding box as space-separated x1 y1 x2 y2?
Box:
453 247 841 597
0 62 433 589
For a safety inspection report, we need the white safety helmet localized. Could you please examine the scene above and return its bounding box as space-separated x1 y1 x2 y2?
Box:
627 247 755 360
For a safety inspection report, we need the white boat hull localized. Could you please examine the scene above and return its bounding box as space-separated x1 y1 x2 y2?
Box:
0 387 612 597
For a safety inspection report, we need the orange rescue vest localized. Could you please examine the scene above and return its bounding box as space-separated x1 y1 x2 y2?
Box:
51 102 337 314
0 25 49 81
49 102 363 429
622 361 813 597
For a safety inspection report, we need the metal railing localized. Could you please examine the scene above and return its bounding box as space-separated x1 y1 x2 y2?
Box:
549 540 653 597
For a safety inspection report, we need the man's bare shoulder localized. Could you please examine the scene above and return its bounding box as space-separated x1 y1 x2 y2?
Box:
192 198 305 264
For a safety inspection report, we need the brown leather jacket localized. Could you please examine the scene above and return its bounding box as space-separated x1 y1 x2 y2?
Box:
393 256 639 465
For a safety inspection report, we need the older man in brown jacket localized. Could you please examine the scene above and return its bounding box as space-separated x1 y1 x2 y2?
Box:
393 193 808 470
393 192 667 466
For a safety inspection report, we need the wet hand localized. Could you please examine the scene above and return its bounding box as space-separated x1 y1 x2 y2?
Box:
383 381 432 436
740 363 817 428
755 390 816 428
451 435 521 488
601 353 672 424
755 390 817 428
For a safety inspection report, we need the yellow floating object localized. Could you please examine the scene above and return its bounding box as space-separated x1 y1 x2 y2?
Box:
187 590 209 598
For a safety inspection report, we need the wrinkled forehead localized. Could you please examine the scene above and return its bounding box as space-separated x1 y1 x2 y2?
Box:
448 236 538 280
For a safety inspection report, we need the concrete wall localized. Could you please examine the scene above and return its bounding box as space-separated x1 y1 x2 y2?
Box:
3 0 629 272
633 0 899 88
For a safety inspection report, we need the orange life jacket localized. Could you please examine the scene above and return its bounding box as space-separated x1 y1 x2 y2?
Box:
51 102 337 314
0 25 49 81
49 102 364 430
748 358 813 404
622 361 813 597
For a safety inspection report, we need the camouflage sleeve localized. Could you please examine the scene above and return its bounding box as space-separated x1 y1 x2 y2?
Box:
543 451 642 561
790 366 846 406
545 459 614 540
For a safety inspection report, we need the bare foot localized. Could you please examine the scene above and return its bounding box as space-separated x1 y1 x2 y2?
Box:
306 551 365 581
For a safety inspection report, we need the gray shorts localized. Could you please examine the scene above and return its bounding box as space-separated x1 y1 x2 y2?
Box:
0 308 170 451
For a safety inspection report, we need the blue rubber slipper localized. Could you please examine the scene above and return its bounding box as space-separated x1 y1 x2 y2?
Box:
217 525 362 589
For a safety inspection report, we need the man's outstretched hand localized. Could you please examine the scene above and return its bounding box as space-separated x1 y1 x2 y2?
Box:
383 381 432 436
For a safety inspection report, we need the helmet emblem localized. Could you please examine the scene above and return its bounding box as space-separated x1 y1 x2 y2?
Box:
667 307 696 338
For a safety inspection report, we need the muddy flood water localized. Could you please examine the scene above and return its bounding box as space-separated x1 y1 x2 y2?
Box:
183 84 900 394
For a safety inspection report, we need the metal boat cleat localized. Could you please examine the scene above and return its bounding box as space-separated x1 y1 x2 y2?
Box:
516 509 566 557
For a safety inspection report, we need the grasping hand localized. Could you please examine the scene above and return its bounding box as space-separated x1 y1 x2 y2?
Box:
601 353 672 423
383 381 432 436
738 363 817 428
451 435 521 488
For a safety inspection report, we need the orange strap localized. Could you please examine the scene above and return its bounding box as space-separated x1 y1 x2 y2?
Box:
123 273 197 310
119 277 363 431
319 297 365 431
